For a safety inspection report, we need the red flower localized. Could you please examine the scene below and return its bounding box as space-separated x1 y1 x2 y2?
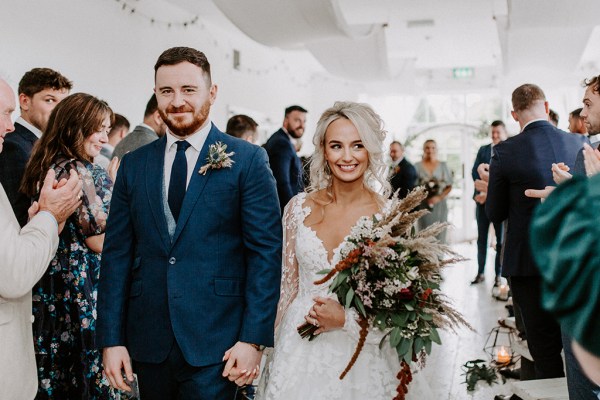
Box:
421 288 433 301
398 288 414 300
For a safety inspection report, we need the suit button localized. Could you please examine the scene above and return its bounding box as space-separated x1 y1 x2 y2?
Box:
169 257 176 265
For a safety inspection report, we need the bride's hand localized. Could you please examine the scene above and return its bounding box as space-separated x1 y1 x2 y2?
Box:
306 296 345 335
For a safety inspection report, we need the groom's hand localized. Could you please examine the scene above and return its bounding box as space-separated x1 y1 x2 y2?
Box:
103 346 134 391
222 342 262 386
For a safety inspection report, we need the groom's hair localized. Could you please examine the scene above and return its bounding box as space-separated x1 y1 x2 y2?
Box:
154 47 212 85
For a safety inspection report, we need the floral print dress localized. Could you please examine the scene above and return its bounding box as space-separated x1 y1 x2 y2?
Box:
32 158 113 400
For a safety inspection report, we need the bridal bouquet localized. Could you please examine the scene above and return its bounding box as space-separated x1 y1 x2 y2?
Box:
297 187 470 400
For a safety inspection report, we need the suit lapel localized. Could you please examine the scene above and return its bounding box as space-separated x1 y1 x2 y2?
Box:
145 136 171 250
171 126 220 245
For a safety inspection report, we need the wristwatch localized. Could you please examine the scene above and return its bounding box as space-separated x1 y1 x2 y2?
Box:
248 343 266 351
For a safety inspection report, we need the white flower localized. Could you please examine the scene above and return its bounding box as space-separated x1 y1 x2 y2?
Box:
406 266 419 281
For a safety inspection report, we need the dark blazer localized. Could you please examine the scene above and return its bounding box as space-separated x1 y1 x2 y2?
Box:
0 122 37 227
486 120 583 277
263 129 303 212
96 124 282 366
572 135 596 176
471 143 493 198
389 158 417 199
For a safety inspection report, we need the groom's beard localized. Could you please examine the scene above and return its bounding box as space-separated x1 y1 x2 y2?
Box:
160 100 211 138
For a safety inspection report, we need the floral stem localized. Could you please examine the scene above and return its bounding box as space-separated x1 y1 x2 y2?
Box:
339 314 369 379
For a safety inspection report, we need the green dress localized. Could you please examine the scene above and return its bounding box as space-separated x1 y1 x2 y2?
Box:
530 174 600 357
414 161 453 244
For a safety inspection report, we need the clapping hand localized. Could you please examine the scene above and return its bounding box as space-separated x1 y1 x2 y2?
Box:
583 143 600 177
477 163 490 182
524 186 556 202
552 163 572 184
108 157 120 183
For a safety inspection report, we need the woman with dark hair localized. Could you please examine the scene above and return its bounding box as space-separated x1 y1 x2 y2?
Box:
21 93 116 399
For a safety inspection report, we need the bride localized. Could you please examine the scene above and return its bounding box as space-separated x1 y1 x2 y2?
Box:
257 101 433 399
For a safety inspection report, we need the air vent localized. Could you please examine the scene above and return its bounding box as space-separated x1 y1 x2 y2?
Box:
407 19 435 28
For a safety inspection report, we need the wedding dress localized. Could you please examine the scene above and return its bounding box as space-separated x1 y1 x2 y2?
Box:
257 193 433 400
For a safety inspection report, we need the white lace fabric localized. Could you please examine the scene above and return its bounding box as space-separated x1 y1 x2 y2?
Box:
258 193 433 400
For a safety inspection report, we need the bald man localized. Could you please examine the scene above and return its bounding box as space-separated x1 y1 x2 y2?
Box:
0 78 83 400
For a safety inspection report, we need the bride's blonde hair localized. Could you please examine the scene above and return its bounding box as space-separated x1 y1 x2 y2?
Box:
307 101 390 197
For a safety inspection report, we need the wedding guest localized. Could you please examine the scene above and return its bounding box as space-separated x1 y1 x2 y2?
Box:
568 107 588 135
112 94 167 160
264 105 307 212
388 140 417 199
20 93 116 399
258 101 432 399
549 108 559 127
470 121 506 285
486 83 582 380
0 68 72 227
95 113 129 169
527 74 600 399
415 139 453 243
0 77 82 400
226 114 258 143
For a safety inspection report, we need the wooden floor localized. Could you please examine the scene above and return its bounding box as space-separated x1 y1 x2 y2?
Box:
419 242 514 399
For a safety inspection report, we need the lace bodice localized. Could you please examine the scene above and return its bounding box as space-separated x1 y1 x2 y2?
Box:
259 193 432 400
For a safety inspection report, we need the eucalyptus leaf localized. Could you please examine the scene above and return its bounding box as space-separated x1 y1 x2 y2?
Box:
345 287 355 306
354 297 367 318
429 327 442 345
390 327 402 348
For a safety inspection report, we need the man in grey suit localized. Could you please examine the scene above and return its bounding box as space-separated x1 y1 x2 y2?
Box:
0 77 82 400
112 94 167 160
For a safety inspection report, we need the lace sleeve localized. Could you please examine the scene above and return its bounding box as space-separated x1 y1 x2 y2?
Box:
274 195 301 332
342 308 389 345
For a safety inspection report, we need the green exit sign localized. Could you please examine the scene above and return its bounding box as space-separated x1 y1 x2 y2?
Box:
453 67 474 79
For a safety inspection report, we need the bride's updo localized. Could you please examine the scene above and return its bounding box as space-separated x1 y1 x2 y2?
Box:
307 101 390 196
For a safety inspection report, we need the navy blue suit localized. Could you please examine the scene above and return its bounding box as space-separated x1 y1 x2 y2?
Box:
389 158 417 199
0 122 37 227
471 143 502 277
486 119 582 379
263 129 303 212
97 125 282 397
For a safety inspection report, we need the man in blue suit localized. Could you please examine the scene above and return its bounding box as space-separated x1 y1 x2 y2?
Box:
0 68 71 226
97 47 282 400
470 120 506 285
486 83 583 380
264 105 307 212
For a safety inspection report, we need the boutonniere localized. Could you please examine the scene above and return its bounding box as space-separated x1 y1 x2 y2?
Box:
198 141 235 175
393 166 401 175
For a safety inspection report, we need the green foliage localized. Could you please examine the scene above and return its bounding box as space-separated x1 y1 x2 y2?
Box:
461 359 502 392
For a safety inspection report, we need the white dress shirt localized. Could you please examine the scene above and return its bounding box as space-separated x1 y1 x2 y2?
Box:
163 121 212 192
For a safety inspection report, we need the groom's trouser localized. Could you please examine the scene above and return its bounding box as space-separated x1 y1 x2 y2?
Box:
475 204 502 276
508 276 564 379
133 340 237 400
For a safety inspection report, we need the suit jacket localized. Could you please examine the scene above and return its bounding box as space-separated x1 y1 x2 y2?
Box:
97 124 282 366
263 129 304 212
0 185 58 400
0 122 38 227
486 120 583 277
389 158 417 199
471 143 493 199
111 125 159 161
573 135 597 176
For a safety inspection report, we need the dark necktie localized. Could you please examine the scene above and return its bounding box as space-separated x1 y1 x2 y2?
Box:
168 140 191 222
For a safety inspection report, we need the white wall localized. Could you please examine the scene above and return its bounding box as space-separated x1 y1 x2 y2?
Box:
0 0 361 147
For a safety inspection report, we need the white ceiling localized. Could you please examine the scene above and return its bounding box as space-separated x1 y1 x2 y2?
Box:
167 0 600 93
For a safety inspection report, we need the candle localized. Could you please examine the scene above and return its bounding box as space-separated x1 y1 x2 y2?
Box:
496 346 511 364
498 284 509 300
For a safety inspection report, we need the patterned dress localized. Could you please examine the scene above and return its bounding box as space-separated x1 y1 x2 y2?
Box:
32 157 113 399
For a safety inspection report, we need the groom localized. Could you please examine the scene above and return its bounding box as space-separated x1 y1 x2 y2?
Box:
97 47 282 399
